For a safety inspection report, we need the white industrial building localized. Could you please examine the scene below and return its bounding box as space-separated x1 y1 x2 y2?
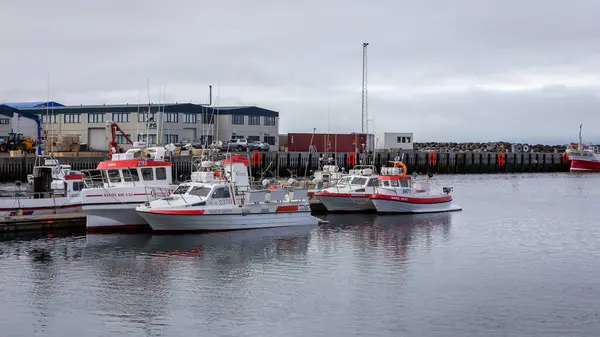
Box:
1 102 280 151
374 132 414 151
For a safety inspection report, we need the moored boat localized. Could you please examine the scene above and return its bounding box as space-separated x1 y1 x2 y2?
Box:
566 124 600 172
0 157 85 217
370 162 461 214
135 154 320 232
81 146 178 233
313 165 379 213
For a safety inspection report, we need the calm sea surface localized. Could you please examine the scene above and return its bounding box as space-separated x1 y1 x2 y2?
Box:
1 173 600 336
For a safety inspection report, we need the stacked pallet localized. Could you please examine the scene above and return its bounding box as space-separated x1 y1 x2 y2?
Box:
46 134 80 152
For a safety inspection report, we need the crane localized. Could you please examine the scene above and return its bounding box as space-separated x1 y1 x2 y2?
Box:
106 121 133 159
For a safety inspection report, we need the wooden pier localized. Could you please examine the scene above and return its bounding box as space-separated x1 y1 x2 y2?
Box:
0 151 570 183
0 212 86 233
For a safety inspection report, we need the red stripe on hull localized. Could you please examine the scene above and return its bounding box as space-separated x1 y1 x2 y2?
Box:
570 159 600 171
370 194 452 204
87 224 152 234
148 209 206 215
314 192 371 198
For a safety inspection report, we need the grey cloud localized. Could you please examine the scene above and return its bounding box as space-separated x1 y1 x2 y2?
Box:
1 0 600 144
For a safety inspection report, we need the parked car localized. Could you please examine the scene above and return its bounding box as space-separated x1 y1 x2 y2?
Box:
221 139 248 151
248 141 270 151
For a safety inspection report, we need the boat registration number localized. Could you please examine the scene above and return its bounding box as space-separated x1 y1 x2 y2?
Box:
206 209 233 214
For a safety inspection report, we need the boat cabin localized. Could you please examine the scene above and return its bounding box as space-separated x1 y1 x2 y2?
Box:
87 147 173 187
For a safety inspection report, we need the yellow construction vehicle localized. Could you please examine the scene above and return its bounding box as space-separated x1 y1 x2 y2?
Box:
0 132 36 153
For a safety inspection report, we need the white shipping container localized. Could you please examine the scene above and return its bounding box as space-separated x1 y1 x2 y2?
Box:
374 132 414 151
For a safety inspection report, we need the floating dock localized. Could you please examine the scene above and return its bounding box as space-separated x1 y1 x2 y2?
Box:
0 212 86 233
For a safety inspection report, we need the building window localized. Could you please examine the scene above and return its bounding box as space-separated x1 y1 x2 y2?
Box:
264 116 276 126
112 113 130 123
164 112 178 123
396 136 412 144
202 114 214 124
263 135 276 145
88 113 104 123
247 135 260 142
232 115 244 125
138 134 157 144
116 134 131 144
184 113 197 124
40 115 56 124
248 116 260 125
138 112 156 122
64 113 81 123
0 118 9 125
164 134 178 144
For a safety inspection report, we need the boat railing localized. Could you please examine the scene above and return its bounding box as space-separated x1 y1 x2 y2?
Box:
0 189 71 200
142 186 179 206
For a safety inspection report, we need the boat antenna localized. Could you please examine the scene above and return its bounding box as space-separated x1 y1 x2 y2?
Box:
304 128 316 178
579 124 583 151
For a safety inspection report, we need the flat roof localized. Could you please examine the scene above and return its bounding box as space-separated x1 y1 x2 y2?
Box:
0 104 40 120
18 103 279 117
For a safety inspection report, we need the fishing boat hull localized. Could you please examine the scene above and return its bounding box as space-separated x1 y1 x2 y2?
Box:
81 186 178 233
135 204 319 232
313 193 375 213
0 198 81 217
370 194 461 214
570 159 600 171
83 202 152 233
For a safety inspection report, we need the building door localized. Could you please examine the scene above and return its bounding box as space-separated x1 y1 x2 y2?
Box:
182 128 196 141
88 128 106 151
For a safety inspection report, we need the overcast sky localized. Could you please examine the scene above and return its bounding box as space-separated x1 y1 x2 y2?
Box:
2 0 600 144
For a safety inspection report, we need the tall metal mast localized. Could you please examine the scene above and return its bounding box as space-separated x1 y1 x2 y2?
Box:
361 42 369 135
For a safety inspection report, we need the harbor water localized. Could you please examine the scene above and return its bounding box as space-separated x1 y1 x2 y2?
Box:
1 173 599 336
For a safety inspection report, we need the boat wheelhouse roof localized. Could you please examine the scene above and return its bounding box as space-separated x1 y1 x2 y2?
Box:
97 159 172 169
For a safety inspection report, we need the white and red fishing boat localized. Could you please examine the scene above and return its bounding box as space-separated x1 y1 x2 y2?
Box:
313 165 379 213
370 162 461 214
135 155 320 232
81 146 178 233
565 124 600 171
0 157 85 216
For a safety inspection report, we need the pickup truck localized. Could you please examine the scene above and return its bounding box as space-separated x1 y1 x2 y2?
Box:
221 139 248 151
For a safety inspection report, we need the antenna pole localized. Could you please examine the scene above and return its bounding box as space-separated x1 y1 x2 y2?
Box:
361 42 369 135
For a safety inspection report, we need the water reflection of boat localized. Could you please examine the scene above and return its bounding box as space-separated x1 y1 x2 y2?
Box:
144 225 314 261
83 234 154 257
316 212 454 264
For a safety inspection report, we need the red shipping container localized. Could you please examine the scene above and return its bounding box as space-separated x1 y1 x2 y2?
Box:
287 133 368 152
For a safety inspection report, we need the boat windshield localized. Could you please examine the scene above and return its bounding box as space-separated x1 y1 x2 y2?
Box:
172 185 190 195
188 186 211 197
337 177 351 186
350 177 367 186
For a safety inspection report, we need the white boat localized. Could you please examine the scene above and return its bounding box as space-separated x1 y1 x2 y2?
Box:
313 165 379 213
81 147 178 233
0 157 85 217
370 163 462 214
135 155 320 232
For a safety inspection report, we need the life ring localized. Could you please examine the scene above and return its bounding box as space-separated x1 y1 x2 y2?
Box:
522 144 529 152
394 161 407 177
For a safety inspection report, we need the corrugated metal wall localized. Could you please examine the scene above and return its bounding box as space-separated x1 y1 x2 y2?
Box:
287 133 368 152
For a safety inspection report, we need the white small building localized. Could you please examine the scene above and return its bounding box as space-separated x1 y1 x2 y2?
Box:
374 132 414 151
